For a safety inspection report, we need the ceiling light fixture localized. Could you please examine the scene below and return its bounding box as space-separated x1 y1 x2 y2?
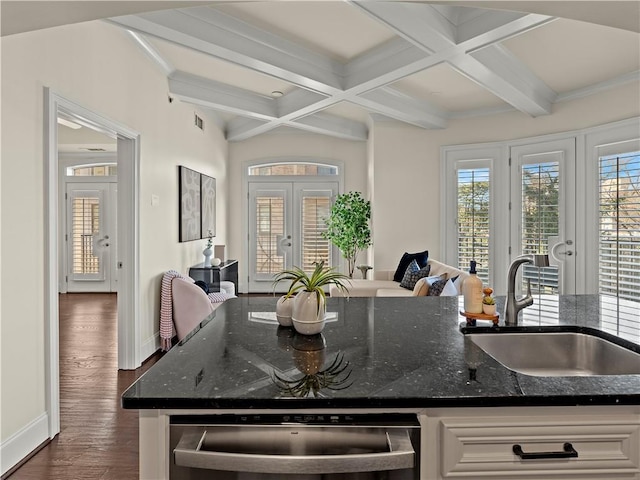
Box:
57 117 82 130
271 91 283 98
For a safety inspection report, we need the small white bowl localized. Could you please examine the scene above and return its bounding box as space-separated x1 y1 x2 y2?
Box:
292 319 325 335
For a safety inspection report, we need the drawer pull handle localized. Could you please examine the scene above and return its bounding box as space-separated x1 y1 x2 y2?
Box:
513 443 578 460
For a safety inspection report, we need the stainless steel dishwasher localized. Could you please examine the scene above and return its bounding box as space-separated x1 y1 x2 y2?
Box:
169 413 420 479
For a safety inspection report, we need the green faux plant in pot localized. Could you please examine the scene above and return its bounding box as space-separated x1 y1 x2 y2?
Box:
273 261 351 311
322 191 372 278
273 262 350 334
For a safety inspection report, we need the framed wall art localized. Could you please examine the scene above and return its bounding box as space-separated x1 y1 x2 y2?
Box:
201 174 216 239
178 166 201 242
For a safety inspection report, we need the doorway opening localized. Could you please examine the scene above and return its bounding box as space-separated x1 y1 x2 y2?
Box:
59 129 118 293
44 89 140 440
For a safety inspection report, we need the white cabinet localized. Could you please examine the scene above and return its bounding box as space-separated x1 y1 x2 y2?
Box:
421 406 640 480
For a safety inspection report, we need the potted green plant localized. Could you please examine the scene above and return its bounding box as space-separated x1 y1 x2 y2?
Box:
273 261 350 334
322 191 372 278
482 288 496 315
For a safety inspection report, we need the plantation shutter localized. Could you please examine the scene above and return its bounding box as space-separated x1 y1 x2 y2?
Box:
68 189 105 281
598 152 640 338
301 194 331 271
520 162 560 293
255 195 285 275
457 168 490 284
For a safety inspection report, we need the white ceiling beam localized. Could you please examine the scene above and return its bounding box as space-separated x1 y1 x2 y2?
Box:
347 3 555 116
126 30 174 76
350 1 457 53
169 71 368 141
109 8 344 95
226 111 369 142
115 3 557 140
287 112 368 141
226 117 269 141
357 87 448 129
277 89 328 117
456 9 530 44
169 71 277 120
115 10 450 134
225 94 368 141
461 44 556 116
344 38 432 91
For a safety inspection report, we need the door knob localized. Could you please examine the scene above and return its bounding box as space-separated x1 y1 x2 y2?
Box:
551 240 574 262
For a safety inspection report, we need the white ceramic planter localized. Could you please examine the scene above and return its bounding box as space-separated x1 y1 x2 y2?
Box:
276 295 295 326
292 291 325 335
482 304 497 315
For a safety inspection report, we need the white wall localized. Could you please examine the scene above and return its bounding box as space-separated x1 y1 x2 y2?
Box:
0 21 227 471
228 131 367 290
369 81 640 271
227 82 639 282
1 11 638 475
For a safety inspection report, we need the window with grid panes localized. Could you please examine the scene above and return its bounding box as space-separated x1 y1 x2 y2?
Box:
521 162 560 294
71 196 100 274
457 168 490 284
598 152 640 339
255 196 285 275
301 196 331 271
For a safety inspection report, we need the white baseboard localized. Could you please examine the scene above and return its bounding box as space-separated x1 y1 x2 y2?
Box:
0 412 49 476
139 334 161 365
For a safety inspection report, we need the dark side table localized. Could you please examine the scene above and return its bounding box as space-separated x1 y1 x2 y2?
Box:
189 260 238 293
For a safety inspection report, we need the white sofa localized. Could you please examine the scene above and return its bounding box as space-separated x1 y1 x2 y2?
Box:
329 259 468 297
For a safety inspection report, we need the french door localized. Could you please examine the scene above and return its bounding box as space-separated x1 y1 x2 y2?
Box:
248 181 338 292
510 138 576 294
65 182 117 292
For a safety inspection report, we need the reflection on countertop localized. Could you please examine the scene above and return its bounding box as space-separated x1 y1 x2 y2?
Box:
271 330 353 398
122 295 640 410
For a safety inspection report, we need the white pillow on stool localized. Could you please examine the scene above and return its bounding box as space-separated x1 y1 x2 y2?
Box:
220 281 235 296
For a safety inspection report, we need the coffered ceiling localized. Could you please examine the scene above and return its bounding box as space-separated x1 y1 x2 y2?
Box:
4 1 638 143
103 2 638 142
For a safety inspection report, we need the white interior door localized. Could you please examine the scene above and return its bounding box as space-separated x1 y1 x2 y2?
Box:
248 181 338 292
66 182 117 292
510 138 576 294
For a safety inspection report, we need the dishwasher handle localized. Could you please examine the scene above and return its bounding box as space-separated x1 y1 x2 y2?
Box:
174 429 415 474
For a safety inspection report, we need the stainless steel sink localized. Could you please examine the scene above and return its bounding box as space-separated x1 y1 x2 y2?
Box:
467 332 640 376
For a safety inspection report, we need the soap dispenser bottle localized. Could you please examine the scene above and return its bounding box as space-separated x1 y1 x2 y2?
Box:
463 260 484 314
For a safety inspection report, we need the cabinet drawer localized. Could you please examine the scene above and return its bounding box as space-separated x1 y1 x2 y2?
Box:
440 415 640 478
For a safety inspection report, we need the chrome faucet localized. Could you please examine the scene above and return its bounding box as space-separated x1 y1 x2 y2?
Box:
504 254 550 326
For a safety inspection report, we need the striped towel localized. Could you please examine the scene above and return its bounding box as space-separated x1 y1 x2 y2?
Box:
160 271 237 351
160 270 183 351
208 292 236 303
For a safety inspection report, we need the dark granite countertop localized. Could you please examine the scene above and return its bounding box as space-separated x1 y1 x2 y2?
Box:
122 295 640 409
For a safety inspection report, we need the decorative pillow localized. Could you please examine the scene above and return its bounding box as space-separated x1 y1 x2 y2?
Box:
439 279 458 297
393 250 429 282
452 274 464 294
412 277 430 296
400 261 431 290
426 274 448 296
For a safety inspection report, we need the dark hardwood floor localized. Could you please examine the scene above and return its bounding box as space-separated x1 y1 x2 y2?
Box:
6 293 162 480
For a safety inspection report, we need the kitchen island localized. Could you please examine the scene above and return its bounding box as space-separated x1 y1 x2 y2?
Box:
123 295 640 479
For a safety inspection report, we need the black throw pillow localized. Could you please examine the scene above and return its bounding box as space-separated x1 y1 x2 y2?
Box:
393 250 429 282
194 280 210 294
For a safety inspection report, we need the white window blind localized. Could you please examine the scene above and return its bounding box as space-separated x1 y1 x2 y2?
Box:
301 196 331 271
521 162 559 294
598 152 640 302
255 196 285 275
457 168 490 284
71 196 100 274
